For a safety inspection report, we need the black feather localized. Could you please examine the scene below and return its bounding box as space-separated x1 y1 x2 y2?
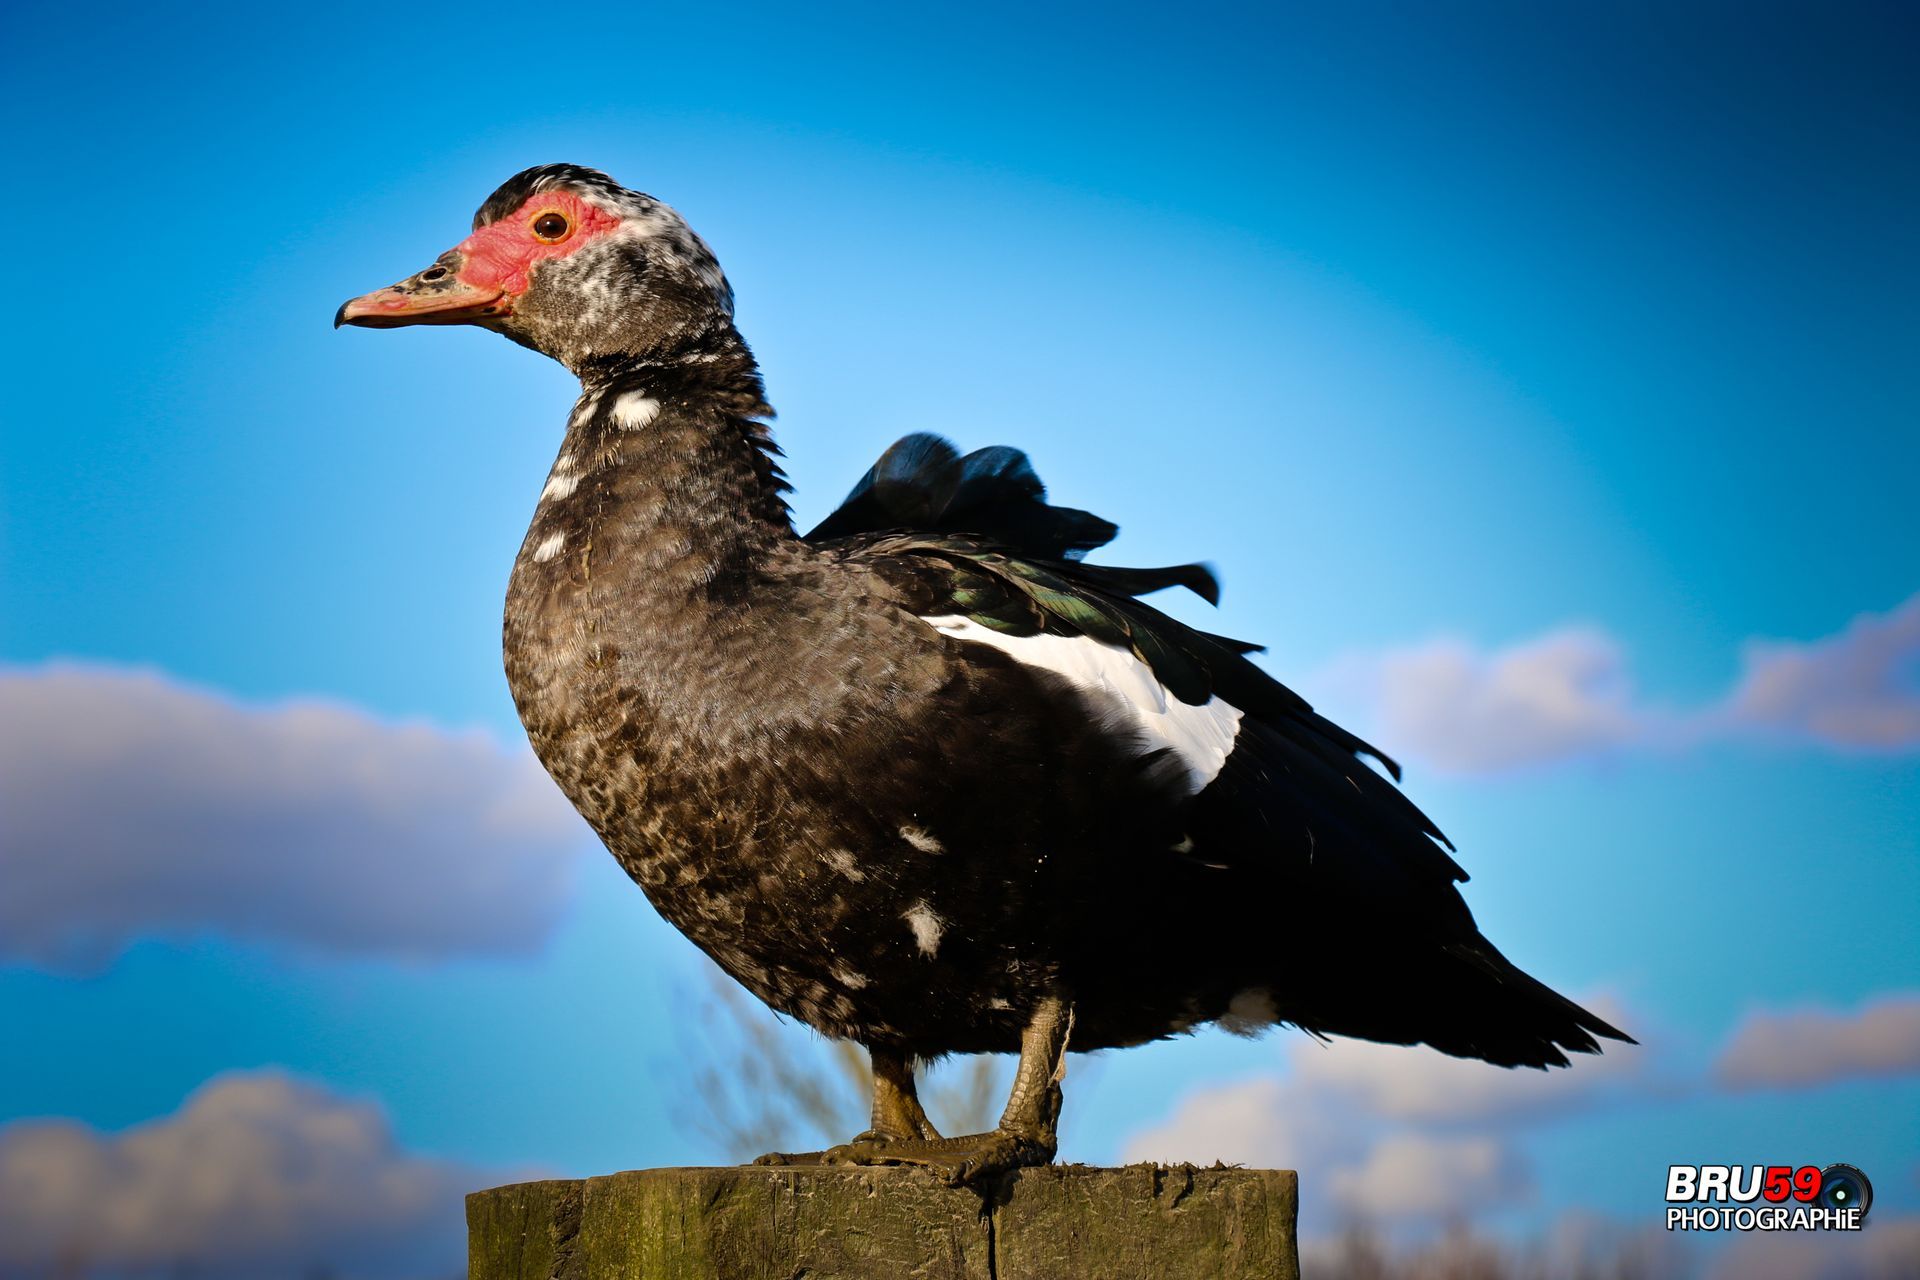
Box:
1068 561 1223 607
807 433 1117 559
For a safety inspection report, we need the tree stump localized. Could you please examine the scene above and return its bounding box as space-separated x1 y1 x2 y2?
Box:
469 1164 1298 1279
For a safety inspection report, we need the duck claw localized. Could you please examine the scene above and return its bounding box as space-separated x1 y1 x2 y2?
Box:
793 1129 1053 1186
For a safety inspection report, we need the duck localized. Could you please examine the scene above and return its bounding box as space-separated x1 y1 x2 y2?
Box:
338 163 1630 1184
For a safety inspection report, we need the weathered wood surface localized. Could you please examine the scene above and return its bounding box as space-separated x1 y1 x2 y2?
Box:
469 1164 1299 1280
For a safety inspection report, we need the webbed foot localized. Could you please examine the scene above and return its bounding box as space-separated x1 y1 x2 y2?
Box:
752 1128 905 1168
814 1128 1056 1186
752 1002 1069 1189
752 1148 820 1167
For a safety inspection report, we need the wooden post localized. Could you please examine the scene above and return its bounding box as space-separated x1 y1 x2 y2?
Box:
469 1164 1299 1279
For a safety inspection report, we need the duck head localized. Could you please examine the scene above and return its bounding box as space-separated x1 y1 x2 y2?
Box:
336 164 734 371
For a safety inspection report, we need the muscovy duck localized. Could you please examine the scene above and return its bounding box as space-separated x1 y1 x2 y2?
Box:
338 164 1630 1183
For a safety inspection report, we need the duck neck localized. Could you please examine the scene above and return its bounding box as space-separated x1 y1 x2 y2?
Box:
521 322 794 602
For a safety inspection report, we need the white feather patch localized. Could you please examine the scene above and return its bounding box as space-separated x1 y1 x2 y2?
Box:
903 901 944 956
900 825 945 855
532 532 566 562
921 616 1242 792
611 392 661 430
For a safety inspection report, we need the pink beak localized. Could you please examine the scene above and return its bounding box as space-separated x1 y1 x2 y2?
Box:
335 254 509 329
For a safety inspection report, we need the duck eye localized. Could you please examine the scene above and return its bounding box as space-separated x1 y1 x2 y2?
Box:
531 212 571 243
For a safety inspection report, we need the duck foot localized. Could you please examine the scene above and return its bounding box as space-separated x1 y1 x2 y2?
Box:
752 1148 823 1167
752 1128 898 1169
755 1005 1070 1188
761 1129 1054 1186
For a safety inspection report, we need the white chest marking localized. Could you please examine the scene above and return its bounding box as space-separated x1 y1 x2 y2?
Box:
611 392 661 430
900 825 945 855
903 901 944 956
532 532 566 563
921 616 1243 793
540 471 579 502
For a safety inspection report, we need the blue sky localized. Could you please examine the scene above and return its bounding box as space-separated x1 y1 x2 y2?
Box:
2 1 1916 1275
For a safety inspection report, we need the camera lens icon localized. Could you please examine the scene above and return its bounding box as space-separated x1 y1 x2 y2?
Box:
1817 1164 1873 1218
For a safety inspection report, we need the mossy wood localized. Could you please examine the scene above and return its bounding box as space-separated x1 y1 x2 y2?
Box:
469 1164 1299 1280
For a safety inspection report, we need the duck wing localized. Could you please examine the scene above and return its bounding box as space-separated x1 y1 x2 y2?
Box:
806 434 1452 879
805 433 1631 1064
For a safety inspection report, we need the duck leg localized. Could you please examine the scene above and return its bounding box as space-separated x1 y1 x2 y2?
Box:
753 1045 941 1167
762 995 1072 1186
867 1046 946 1142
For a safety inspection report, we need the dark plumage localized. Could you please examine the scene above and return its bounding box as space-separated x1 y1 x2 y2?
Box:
339 164 1631 1182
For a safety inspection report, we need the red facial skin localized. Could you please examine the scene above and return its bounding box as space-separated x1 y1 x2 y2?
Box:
454 190 624 296
336 190 623 328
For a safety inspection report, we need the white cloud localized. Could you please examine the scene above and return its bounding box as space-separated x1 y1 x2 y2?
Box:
1122 1016 1648 1232
1122 1069 1528 1229
1722 594 1920 748
1317 628 1645 772
1313 589 1920 773
1327 1133 1529 1220
1281 1001 1649 1123
1122 1076 1315 1169
1714 994 1920 1090
1128 992 1920 1255
0 664 588 973
1125 991 1920 1246
0 1072 496 1278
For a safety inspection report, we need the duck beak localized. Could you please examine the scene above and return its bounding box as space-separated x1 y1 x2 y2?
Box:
335 254 509 329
